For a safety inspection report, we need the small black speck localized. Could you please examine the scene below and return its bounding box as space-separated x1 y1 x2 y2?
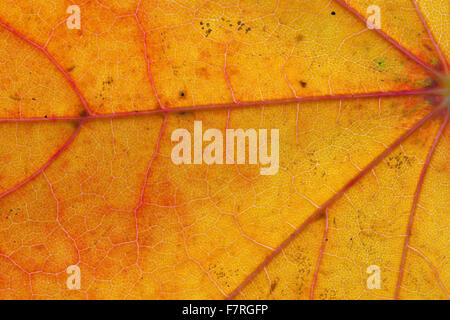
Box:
200 21 203 25
180 91 185 98
44 115 48 118
300 81 307 88
331 11 336 15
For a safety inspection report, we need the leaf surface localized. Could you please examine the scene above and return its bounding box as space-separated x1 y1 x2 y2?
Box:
0 0 448 299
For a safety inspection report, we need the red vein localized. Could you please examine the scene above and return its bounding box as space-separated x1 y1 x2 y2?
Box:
0 88 440 123
332 0 443 76
0 21 94 116
226 106 442 300
0 121 84 200
411 0 449 74
394 109 449 300
310 210 329 300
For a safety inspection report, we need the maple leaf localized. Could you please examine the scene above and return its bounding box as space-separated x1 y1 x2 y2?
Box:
0 0 448 300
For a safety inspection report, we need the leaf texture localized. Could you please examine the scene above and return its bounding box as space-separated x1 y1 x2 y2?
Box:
0 0 448 300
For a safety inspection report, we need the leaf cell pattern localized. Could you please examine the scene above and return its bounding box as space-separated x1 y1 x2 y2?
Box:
0 0 448 300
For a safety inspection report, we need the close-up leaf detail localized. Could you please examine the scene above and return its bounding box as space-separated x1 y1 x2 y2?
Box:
0 0 448 300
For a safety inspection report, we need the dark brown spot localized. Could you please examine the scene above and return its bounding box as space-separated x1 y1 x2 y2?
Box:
103 77 113 85
424 78 438 88
270 281 278 293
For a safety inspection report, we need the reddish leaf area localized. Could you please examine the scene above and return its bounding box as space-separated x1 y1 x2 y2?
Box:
0 0 448 300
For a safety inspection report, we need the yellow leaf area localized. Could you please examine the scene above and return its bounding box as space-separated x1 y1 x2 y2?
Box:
0 0 448 300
